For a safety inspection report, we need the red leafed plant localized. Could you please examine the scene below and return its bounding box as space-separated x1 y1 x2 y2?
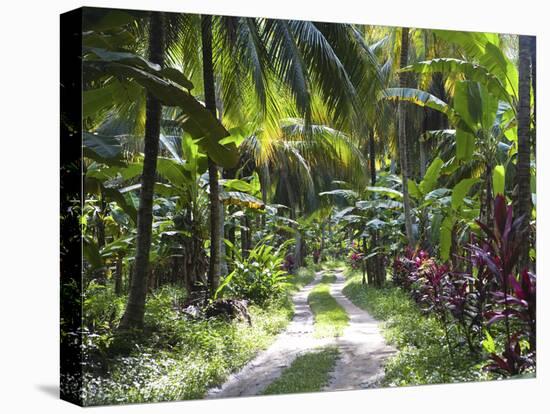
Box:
485 333 534 376
348 251 364 270
390 195 535 376
470 195 535 375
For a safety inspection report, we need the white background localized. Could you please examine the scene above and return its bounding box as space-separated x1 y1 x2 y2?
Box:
0 0 547 412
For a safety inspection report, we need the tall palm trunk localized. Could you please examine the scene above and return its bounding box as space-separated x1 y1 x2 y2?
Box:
368 128 384 283
398 27 415 247
530 37 536 132
119 12 165 330
368 128 376 186
516 35 532 270
201 15 222 297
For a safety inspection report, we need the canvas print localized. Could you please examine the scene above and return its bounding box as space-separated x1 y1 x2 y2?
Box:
60 6 536 406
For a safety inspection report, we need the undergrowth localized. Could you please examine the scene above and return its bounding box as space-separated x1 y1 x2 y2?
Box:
289 267 316 291
80 284 294 405
342 269 490 386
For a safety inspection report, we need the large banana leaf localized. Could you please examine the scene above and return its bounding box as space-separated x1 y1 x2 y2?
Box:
365 186 403 199
220 191 265 210
402 58 511 105
319 189 359 202
156 157 190 188
492 165 506 196
83 48 238 169
222 178 259 194
433 30 518 100
83 132 124 165
384 87 454 118
439 215 455 262
419 157 444 195
454 81 498 133
456 129 475 162
451 178 479 210
479 43 518 99
433 30 498 60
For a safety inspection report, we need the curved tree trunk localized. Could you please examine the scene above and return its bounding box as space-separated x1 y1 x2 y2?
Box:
201 15 222 297
119 12 165 330
516 35 532 271
398 27 415 247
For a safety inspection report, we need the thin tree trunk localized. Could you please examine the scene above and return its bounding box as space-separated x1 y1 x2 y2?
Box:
201 15 222 297
219 203 228 276
419 119 430 249
529 36 536 270
361 237 367 285
320 221 325 262
530 36 536 131
368 128 376 186
114 253 123 296
261 179 268 228
485 164 494 225
398 27 415 247
94 189 107 284
240 216 248 259
227 217 236 271
516 35 532 271
119 12 165 330
246 216 253 253
97 189 106 249
294 219 302 269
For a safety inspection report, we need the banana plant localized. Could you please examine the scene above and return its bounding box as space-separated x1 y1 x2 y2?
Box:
83 47 239 169
406 155 482 261
322 173 405 285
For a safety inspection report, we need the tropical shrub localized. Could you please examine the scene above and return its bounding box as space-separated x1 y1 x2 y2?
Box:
470 195 536 374
391 195 536 376
217 238 292 306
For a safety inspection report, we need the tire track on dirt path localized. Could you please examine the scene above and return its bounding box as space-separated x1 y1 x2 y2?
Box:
324 269 396 391
206 270 332 398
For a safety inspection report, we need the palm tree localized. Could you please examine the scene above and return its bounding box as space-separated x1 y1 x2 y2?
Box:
119 12 165 330
201 14 223 297
87 13 383 301
186 17 382 291
398 27 415 247
516 35 532 270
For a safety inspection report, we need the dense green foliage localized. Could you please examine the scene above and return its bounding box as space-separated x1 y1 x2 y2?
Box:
263 347 340 395
216 237 292 305
289 267 317 291
81 284 294 405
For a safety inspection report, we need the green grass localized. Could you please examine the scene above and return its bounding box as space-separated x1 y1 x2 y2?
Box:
289 267 316 291
308 274 349 338
342 270 489 386
322 259 346 271
262 347 339 395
